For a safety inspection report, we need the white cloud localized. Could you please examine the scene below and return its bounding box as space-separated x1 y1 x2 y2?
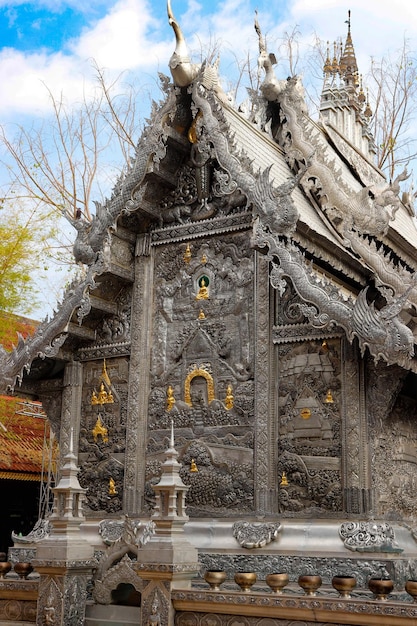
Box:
71 0 171 70
0 48 96 117
0 0 174 118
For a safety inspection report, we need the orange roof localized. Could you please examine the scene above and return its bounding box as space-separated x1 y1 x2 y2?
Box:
0 395 51 478
0 311 38 352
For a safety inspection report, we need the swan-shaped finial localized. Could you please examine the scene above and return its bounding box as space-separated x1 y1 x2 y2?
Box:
167 0 200 87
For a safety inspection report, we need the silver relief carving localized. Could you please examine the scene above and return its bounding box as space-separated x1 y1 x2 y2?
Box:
339 521 403 553
232 520 282 548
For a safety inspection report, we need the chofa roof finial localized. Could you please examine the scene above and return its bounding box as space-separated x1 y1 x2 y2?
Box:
167 0 200 87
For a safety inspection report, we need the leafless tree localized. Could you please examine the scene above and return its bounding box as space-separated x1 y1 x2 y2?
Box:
0 66 143 225
367 39 417 180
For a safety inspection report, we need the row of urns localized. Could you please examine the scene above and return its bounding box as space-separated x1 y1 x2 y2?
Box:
204 570 417 602
0 561 33 579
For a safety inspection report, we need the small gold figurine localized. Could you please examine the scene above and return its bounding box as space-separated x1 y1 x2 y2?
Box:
190 459 198 472
198 309 206 320
166 385 176 412
324 389 334 403
280 472 289 487
183 243 192 263
196 277 209 300
92 415 109 444
201 253 207 264
224 383 234 410
109 477 117 495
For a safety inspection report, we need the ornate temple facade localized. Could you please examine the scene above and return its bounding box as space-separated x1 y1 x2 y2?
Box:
2 7 417 626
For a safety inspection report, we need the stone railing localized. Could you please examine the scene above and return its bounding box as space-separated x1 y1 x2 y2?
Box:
172 570 417 626
0 560 38 623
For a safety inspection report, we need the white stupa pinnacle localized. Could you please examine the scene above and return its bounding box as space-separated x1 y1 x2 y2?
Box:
170 418 175 449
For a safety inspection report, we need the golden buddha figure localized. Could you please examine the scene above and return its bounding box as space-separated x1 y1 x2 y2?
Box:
109 477 117 495
183 243 192 263
97 382 108 404
224 383 234 410
190 458 198 472
166 385 176 412
196 277 209 300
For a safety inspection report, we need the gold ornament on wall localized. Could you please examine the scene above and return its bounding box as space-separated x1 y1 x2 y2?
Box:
166 385 176 412
109 477 117 495
190 459 198 472
183 243 192 263
324 389 334 403
196 277 209 300
91 360 114 406
280 472 289 487
224 384 234 410
92 415 109 444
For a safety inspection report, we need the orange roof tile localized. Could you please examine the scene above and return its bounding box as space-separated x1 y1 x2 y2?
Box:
0 311 38 352
0 395 52 478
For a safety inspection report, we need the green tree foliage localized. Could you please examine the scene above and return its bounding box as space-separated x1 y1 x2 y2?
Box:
0 198 57 314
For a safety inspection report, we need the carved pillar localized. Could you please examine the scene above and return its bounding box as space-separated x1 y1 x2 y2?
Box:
59 361 83 464
124 233 154 514
342 339 372 514
254 253 275 514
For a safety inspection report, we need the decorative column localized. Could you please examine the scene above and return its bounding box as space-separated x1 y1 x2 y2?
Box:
124 233 154 514
254 252 274 514
342 340 372 514
33 433 95 626
138 423 199 626
59 361 83 463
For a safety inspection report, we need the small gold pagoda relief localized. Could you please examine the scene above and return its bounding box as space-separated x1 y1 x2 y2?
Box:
183 243 192 263
300 408 311 420
196 277 209 300
190 459 198 472
198 309 206 320
224 384 234 410
109 477 117 496
324 389 334 404
92 415 109 444
166 385 176 412
280 472 289 487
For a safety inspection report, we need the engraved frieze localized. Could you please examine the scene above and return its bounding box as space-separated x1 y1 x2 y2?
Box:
78 359 126 513
146 233 255 516
369 391 417 521
277 337 342 515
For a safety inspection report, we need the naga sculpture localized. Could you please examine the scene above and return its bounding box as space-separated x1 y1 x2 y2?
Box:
254 220 415 368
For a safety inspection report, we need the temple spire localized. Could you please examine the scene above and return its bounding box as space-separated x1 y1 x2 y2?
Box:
319 10 375 160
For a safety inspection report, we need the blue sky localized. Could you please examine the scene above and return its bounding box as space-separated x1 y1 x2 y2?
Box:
0 0 416 120
1 0 417 316
0 0 417 123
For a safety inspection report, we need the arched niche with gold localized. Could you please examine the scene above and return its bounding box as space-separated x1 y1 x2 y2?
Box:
184 365 215 406
194 269 214 301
